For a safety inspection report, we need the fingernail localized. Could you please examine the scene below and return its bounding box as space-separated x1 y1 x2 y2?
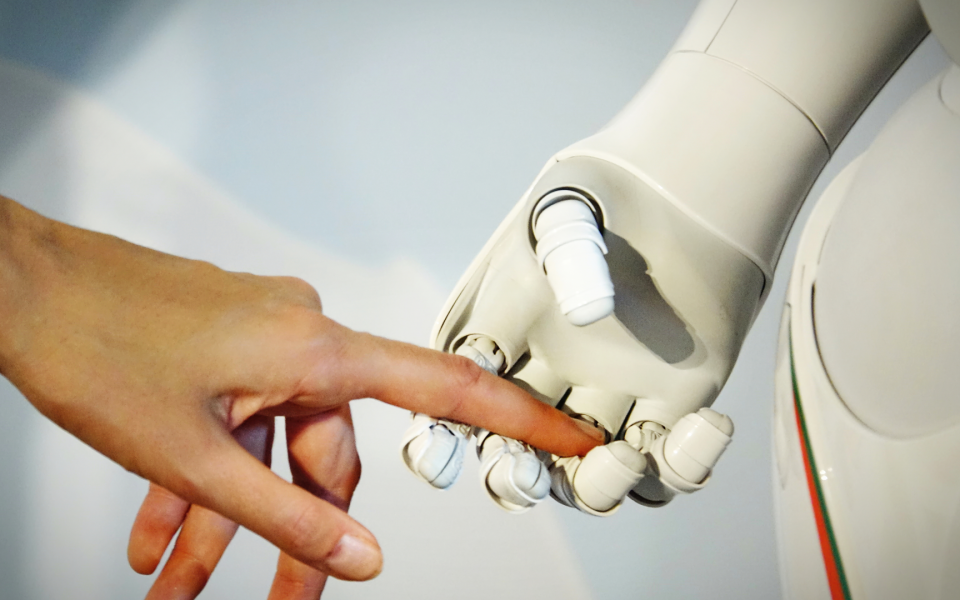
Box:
575 419 606 444
326 534 383 581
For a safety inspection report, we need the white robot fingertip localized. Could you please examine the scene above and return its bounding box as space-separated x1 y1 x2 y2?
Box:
400 413 469 489
628 408 734 506
533 189 615 326
570 441 649 515
477 429 552 513
663 408 734 484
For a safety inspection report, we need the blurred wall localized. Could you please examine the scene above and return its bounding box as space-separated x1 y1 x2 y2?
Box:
0 1 950 598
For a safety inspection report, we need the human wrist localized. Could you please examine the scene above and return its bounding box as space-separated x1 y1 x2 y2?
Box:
0 196 60 377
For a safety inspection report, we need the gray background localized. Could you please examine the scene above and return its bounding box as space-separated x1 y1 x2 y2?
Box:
0 1 950 598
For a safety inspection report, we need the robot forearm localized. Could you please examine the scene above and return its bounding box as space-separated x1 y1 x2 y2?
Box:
563 0 927 281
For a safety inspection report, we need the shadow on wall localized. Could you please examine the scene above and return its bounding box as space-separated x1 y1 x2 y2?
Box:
0 2 179 595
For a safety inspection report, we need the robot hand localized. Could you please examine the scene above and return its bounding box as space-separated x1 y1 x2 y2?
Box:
401 155 758 515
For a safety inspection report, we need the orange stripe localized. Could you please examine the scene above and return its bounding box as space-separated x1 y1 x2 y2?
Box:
792 389 846 599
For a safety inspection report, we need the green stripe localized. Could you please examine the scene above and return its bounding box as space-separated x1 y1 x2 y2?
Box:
789 325 852 600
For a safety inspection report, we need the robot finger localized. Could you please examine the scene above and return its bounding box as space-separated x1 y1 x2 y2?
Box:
540 387 647 515
545 440 647 516
400 413 470 489
627 407 734 507
476 431 551 513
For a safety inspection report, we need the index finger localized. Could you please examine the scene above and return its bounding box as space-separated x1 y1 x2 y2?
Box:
311 323 604 457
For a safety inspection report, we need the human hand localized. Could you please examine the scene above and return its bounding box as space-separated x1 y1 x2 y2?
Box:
0 196 603 597
128 408 362 600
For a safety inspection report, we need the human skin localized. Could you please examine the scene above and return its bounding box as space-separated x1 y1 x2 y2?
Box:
0 196 603 599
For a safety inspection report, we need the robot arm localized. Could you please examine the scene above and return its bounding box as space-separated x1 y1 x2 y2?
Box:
402 0 928 515
572 0 928 282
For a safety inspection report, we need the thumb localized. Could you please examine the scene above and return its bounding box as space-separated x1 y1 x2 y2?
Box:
173 430 382 581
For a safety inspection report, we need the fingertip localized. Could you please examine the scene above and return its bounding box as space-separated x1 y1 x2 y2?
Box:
191 438 380 583
128 485 190 575
527 412 606 458
323 533 383 581
128 520 169 575
571 418 606 454
128 543 159 576
127 521 156 574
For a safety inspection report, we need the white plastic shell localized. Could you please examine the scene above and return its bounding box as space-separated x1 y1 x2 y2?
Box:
628 408 734 506
533 192 615 326
571 441 647 514
400 413 468 489
813 67 960 438
478 434 551 513
663 408 734 485
559 0 926 282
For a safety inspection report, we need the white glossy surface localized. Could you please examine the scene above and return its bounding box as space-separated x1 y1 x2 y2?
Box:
772 306 833 600
432 152 766 449
561 50 828 279
669 0 737 53
571 442 646 514
709 0 927 148
815 68 960 438
400 414 466 489
533 196 614 326
778 66 960 595
663 409 733 485
635 431 707 500
773 156 860 600
560 0 927 279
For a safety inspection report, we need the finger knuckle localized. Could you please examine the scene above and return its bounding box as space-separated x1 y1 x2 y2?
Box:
276 304 331 348
285 503 331 561
167 549 213 591
445 354 486 416
342 456 362 497
277 276 323 309
319 458 362 512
